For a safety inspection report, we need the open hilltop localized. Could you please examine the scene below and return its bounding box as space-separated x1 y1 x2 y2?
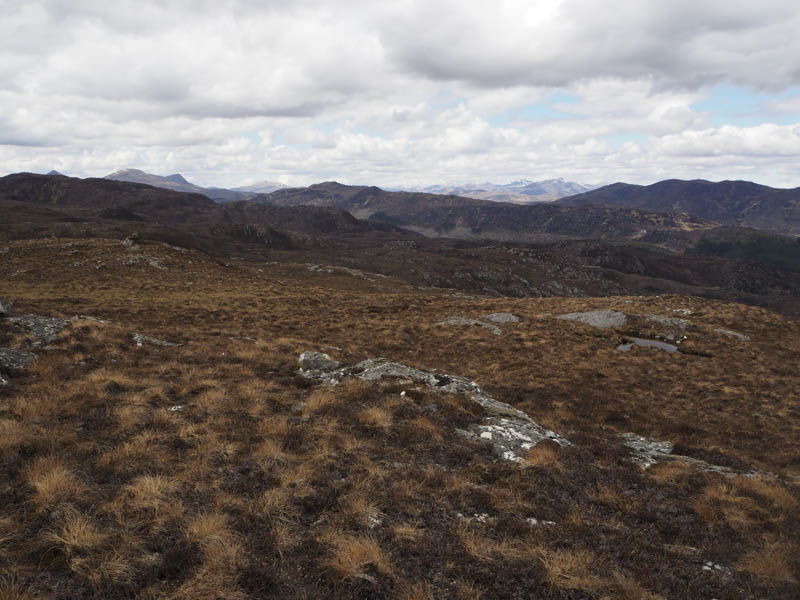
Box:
1 235 798 599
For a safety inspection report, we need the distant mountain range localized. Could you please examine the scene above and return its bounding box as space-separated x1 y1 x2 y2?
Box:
258 181 715 248
558 179 800 236
103 168 292 203
232 180 289 194
398 178 596 203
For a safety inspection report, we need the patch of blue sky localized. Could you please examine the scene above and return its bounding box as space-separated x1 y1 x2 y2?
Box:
429 89 469 111
486 91 581 127
603 131 649 148
244 132 260 143
692 85 800 127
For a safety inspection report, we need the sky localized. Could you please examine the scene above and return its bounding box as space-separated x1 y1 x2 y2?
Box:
1 0 800 189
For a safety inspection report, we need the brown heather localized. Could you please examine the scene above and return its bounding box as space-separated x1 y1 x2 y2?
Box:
0 237 797 598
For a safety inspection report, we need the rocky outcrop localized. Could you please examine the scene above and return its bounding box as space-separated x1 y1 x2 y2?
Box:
298 351 342 373
298 353 571 463
0 297 13 318
9 315 69 346
644 315 692 330
557 309 627 328
132 333 183 348
621 432 763 477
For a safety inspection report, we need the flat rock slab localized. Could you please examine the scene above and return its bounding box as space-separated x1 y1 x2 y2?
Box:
484 312 520 324
0 348 38 372
299 353 571 463
9 315 70 346
714 328 750 341
436 316 502 336
557 310 627 328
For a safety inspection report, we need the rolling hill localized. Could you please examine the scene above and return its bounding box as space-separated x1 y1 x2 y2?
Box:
557 179 800 235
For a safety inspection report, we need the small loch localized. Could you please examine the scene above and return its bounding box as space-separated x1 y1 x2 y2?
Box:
617 337 678 353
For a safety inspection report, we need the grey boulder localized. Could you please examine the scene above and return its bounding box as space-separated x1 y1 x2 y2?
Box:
298 351 341 372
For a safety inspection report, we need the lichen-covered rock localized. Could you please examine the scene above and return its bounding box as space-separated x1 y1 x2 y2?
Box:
484 312 520 324
298 351 341 372
436 316 502 335
299 353 572 462
714 328 750 341
0 297 13 318
0 348 38 372
644 314 693 333
557 310 627 328
132 333 183 348
9 315 69 346
621 432 763 477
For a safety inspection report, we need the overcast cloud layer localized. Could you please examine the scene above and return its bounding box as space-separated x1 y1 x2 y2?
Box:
1 0 799 188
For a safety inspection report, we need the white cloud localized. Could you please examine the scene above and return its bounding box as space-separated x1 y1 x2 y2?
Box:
0 0 798 188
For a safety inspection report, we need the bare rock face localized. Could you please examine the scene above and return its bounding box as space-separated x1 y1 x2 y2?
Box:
556 309 627 328
0 297 13 318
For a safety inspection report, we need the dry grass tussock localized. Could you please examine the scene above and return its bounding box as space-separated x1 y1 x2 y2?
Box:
0 237 798 599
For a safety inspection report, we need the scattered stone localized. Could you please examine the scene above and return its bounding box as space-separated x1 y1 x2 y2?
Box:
0 297 13 318
299 353 571 463
701 561 732 576
484 312 520 324
0 348 38 372
672 308 693 315
0 372 9 386
714 328 750 341
436 316 502 336
526 517 556 527
169 405 184 412
132 333 183 348
298 351 342 373
557 310 627 328
8 315 70 346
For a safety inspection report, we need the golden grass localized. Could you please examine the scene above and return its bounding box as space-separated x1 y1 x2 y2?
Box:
1 238 799 599
523 439 561 467
25 456 83 509
323 533 393 582
358 404 393 429
738 539 798 583
0 420 27 450
538 548 604 593
0 575 40 600
44 512 106 555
